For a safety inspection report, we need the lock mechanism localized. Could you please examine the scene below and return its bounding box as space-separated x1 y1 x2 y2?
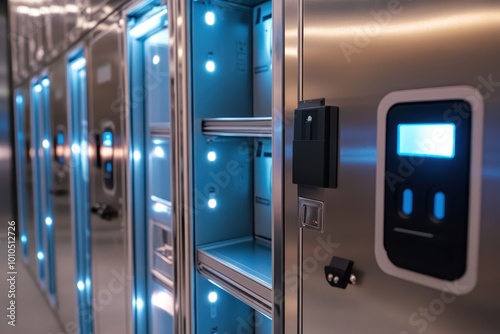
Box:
292 98 339 188
324 256 356 289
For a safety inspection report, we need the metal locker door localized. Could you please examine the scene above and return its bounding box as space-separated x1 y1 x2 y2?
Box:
50 58 78 328
17 84 37 274
30 78 55 298
87 16 130 334
125 3 174 333
282 0 500 333
37 76 58 306
13 87 31 264
67 51 93 334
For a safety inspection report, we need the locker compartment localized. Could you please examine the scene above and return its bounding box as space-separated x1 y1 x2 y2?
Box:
191 0 274 330
195 275 272 333
126 3 173 333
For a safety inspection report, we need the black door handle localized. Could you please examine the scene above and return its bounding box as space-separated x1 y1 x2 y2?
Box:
49 189 69 196
90 203 118 221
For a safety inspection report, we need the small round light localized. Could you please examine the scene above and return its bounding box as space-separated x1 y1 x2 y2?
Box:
42 139 50 149
77 281 85 291
135 298 144 310
205 11 216 26
21 234 27 243
16 95 23 104
205 60 215 73
42 78 50 87
37 251 44 260
208 291 218 303
152 55 160 65
34 84 42 93
154 146 165 158
133 150 141 161
72 144 80 154
45 217 53 226
208 198 217 209
207 151 216 162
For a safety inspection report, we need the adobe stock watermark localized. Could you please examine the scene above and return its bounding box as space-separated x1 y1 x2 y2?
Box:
399 281 468 334
283 234 340 294
340 0 405 64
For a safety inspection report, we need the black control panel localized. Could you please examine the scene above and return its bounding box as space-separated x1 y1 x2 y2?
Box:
101 129 114 190
54 131 65 165
384 100 471 280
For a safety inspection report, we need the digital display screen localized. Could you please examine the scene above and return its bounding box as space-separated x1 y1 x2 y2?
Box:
397 123 455 158
102 131 113 147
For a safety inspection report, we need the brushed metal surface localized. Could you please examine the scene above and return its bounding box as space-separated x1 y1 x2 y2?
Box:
282 0 299 332
49 0 67 58
284 0 500 333
169 0 192 332
8 1 20 85
89 0 127 28
272 0 285 330
0 8 13 232
49 57 78 329
66 0 87 43
87 16 131 334
18 83 37 275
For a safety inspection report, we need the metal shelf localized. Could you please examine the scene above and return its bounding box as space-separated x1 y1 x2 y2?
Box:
197 237 272 318
202 117 272 138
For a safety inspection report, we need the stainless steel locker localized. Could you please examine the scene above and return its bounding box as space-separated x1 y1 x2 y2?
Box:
13 84 33 266
30 75 57 302
124 1 174 333
86 14 131 334
67 49 93 334
280 0 500 333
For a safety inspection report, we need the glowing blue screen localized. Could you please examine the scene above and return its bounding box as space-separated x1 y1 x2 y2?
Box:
397 123 455 158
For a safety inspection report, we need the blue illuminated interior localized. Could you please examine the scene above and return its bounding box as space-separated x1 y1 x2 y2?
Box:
434 192 446 220
402 189 413 216
102 131 113 147
397 123 456 158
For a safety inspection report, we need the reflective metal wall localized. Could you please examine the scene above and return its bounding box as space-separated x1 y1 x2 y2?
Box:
0 1 14 228
281 0 500 333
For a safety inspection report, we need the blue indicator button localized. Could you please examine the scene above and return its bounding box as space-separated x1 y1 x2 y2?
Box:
105 162 113 173
102 131 113 147
434 192 446 220
402 188 413 216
